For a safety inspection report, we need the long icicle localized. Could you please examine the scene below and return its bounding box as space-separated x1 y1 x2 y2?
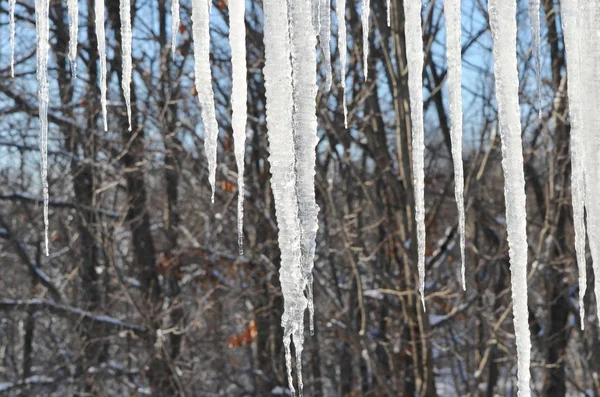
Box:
387 0 391 27
120 0 132 131
68 0 78 77
10 0 15 77
35 0 50 255
191 0 219 202
263 0 306 394
403 0 426 309
528 0 542 118
95 0 108 131
288 0 319 338
229 0 247 254
319 0 332 90
361 0 370 80
444 0 466 290
171 0 180 59
488 0 532 395
336 0 347 127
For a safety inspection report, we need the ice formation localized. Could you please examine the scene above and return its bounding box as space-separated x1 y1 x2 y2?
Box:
336 0 348 127
95 0 108 131
9 0 15 77
319 0 332 90
529 0 542 118
403 0 426 309
488 0 532 395
68 0 78 76
361 0 370 79
171 0 180 59
120 0 133 131
229 0 248 254
191 0 219 202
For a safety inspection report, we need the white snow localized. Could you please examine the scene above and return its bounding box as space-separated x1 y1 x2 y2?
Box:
560 0 587 330
68 0 78 77
319 0 332 90
171 0 180 59
191 0 219 202
229 0 247 254
35 0 50 255
444 0 466 290
336 0 348 127
9 0 15 78
403 0 426 309
528 0 542 118
120 0 132 131
488 0 532 395
95 0 108 131
362 0 370 80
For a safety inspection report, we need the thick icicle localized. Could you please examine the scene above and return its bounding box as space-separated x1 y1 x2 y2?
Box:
288 0 319 337
191 0 219 202
361 0 370 80
336 0 348 127
319 0 332 90
120 0 132 131
229 0 247 254
35 0 50 255
263 0 307 394
68 0 78 77
528 0 542 118
386 0 391 27
171 0 179 59
403 0 426 309
9 0 15 77
488 0 532 395
444 0 466 290
561 0 587 329
95 0 108 131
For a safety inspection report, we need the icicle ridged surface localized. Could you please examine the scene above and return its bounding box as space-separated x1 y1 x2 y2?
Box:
288 0 319 338
263 0 306 394
444 0 466 290
561 0 587 329
68 0 78 77
95 0 108 131
10 0 15 77
319 0 332 90
35 0 50 255
403 0 426 309
171 0 179 58
488 0 532 395
336 0 347 127
361 0 370 80
528 0 542 117
120 0 132 131
230 0 247 254
191 0 219 202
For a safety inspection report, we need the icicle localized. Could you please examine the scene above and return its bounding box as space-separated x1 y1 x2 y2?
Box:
528 0 542 118
444 0 466 290
488 0 531 395
9 0 15 78
171 0 180 59
288 0 319 337
191 0 219 202
229 0 247 254
120 0 132 131
561 0 587 330
336 0 347 127
403 0 426 309
361 0 370 80
386 0 391 27
95 0 108 131
68 0 78 77
312 0 320 36
319 0 332 90
35 0 50 255
263 0 306 394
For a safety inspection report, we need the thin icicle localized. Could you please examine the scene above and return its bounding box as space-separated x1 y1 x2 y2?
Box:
9 0 15 77
528 0 542 118
35 0 50 255
361 0 370 80
171 0 180 59
561 0 587 330
191 0 219 202
229 0 247 254
263 0 306 394
95 0 108 131
403 0 426 309
288 0 319 337
488 0 531 395
386 0 391 27
336 0 347 127
68 0 78 77
120 0 132 131
444 0 466 290
319 0 332 90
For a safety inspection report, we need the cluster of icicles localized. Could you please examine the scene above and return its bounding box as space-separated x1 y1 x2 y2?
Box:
6 0 598 394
